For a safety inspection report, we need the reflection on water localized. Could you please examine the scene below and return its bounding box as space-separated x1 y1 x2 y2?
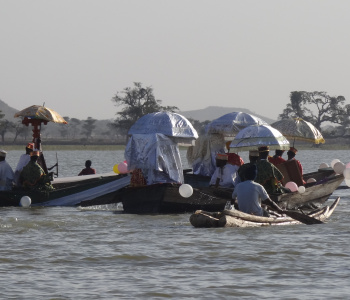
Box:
1 149 350 298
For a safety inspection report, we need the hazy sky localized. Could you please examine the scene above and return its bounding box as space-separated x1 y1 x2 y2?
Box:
1 0 350 121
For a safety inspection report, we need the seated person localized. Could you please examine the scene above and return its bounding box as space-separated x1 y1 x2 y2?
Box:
268 149 286 166
232 164 284 216
287 147 306 185
209 153 239 188
236 150 259 184
78 160 96 176
0 150 14 191
226 141 244 167
14 142 34 186
20 150 54 191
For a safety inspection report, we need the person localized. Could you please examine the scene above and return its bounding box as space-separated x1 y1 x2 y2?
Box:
232 164 285 216
78 160 96 176
0 150 15 191
209 153 239 188
255 145 284 194
20 150 54 190
236 150 259 184
287 147 306 184
14 142 34 186
268 149 286 166
225 141 244 167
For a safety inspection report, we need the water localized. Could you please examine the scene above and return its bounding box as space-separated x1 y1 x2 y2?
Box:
1 149 350 299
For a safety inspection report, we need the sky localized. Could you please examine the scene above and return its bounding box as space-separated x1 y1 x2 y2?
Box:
1 0 350 121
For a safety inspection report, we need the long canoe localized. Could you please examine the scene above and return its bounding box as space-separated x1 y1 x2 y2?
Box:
190 197 340 228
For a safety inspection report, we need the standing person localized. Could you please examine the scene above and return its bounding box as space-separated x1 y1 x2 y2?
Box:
209 153 239 188
256 146 284 194
287 147 306 184
0 150 15 191
14 142 34 186
78 160 96 176
268 149 286 166
232 164 285 216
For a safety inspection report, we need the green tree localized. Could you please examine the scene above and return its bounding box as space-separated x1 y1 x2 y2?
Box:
69 118 81 139
58 116 70 139
81 117 96 140
111 82 179 139
279 91 347 129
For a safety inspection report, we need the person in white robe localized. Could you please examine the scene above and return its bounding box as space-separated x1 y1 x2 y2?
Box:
209 153 239 188
14 143 34 186
0 150 14 191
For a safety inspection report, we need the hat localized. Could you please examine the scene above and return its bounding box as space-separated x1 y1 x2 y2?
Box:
26 143 34 150
216 153 228 160
249 150 259 157
0 150 7 157
30 150 40 157
258 145 269 152
289 147 298 154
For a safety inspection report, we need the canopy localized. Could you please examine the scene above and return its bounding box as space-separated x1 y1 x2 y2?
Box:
14 105 67 124
229 124 290 152
270 118 325 144
128 111 198 142
205 112 268 137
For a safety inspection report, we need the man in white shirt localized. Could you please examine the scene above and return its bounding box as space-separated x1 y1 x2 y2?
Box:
0 150 14 191
209 153 239 188
14 143 34 186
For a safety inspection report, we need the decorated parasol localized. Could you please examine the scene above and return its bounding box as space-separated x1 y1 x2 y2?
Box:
270 118 325 145
229 124 290 152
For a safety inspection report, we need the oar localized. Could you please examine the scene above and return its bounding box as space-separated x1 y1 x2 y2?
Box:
282 210 324 225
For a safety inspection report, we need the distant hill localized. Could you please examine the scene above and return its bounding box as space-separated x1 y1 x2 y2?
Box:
0 99 18 120
179 106 276 124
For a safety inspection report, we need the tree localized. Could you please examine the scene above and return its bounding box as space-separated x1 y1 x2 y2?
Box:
279 91 347 129
81 117 96 139
111 82 179 138
58 116 70 139
69 118 81 139
187 118 211 136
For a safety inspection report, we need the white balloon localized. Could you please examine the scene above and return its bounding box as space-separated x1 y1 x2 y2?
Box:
343 168 350 179
20 196 31 207
331 159 340 168
319 163 329 169
333 161 345 175
307 178 316 183
179 184 193 198
298 186 306 193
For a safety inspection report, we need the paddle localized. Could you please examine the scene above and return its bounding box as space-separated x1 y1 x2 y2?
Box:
281 210 324 225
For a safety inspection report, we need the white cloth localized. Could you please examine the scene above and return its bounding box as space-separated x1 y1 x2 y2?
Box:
0 160 14 191
209 164 239 188
14 154 31 185
232 180 269 216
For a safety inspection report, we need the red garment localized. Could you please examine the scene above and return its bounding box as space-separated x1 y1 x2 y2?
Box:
227 153 244 167
78 168 96 176
268 156 286 166
130 169 146 186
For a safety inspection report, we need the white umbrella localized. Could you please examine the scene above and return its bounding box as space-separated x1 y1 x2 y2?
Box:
229 124 290 152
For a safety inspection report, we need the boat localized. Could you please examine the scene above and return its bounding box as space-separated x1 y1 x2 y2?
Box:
0 173 130 207
108 183 229 214
189 197 340 228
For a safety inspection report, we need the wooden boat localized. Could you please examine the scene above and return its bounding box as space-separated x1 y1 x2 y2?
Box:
190 197 340 228
0 173 130 207
109 183 229 214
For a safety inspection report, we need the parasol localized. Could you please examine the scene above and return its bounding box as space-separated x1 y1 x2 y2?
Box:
229 124 290 152
270 118 325 145
14 105 68 124
205 112 268 137
128 111 198 142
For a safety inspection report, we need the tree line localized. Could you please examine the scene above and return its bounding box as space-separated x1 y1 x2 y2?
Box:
1 84 349 144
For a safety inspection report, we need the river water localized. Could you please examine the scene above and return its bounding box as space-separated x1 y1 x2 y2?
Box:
1 149 350 299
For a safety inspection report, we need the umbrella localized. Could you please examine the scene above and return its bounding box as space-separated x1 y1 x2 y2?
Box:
128 111 198 141
229 124 290 152
205 112 268 137
14 105 67 124
270 118 325 145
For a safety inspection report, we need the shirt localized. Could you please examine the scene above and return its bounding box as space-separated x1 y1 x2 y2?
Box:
0 160 14 191
14 154 30 185
232 180 270 216
209 164 239 188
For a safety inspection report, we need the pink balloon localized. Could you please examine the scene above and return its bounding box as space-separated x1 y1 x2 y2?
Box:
285 181 298 192
346 162 350 169
118 162 128 174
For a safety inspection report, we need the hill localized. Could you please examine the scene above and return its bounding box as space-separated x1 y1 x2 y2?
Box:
0 99 18 120
179 106 276 124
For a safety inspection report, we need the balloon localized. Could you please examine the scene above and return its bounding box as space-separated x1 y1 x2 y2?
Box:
319 163 329 169
307 178 316 183
179 184 193 198
333 161 345 175
118 162 128 174
113 164 120 174
344 168 350 179
298 186 306 193
20 196 31 207
331 159 340 168
346 162 350 169
285 181 298 192
345 179 350 187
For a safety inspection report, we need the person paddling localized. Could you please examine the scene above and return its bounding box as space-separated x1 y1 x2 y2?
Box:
78 160 96 176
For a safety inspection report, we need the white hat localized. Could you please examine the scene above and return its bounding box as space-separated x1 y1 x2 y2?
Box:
0 150 7 157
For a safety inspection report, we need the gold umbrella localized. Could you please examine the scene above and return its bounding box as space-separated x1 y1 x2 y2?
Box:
14 104 67 124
